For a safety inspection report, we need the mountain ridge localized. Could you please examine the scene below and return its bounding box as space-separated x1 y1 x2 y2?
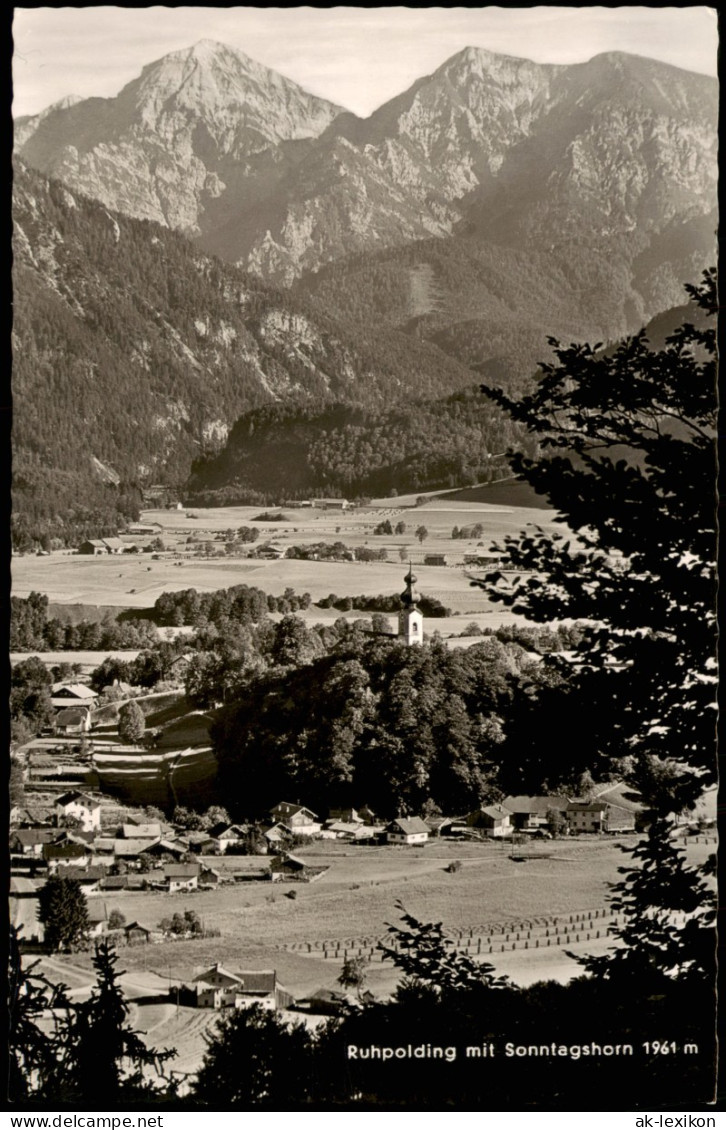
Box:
16 41 717 284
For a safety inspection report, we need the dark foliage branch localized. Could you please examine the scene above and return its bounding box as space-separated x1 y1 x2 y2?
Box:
476 270 717 810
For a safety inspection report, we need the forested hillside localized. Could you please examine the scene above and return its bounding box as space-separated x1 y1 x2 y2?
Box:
295 214 717 384
184 387 537 505
12 165 477 546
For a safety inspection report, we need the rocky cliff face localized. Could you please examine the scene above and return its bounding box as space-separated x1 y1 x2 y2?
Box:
17 42 717 289
17 39 345 237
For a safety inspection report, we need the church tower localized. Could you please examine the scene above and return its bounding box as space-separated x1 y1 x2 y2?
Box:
399 565 424 646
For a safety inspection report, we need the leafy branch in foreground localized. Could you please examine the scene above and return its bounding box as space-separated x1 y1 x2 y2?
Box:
571 820 716 988
478 268 717 812
378 900 509 993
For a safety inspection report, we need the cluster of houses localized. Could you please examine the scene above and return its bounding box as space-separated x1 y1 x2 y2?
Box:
458 786 643 838
9 781 644 956
8 793 337 948
264 788 643 846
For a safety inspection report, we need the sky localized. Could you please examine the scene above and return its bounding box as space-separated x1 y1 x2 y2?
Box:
12 6 719 119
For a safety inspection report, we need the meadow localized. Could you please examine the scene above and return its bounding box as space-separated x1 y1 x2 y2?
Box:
11 495 565 634
83 836 714 995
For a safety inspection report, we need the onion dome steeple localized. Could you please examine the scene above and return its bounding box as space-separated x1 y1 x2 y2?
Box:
401 564 421 608
399 563 424 646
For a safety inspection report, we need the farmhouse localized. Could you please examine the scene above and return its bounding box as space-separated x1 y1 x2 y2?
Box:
55 865 107 893
78 538 125 555
43 842 91 869
209 823 250 852
164 863 200 892
183 831 218 855
327 808 362 825
11 805 56 828
304 988 356 1016
466 804 513 838
324 821 365 840
423 554 447 567
55 791 102 831
127 523 163 536
50 684 98 710
113 837 162 860
262 823 289 846
87 903 109 939
121 823 164 840
269 802 321 836
567 801 608 833
124 922 154 945
190 966 293 1011
10 828 59 857
269 853 308 881
502 796 569 831
317 498 351 510
463 551 507 567
386 817 430 845
54 707 92 735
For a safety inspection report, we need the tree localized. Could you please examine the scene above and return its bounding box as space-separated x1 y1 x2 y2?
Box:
64 942 175 1101
337 955 369 1001
172 804 204 830
573 821 716 988
479 269 717 979
8 926 73 1099
38 876 90 951
415 525 428 544
479 270 716 810
108 909 126 930
201 804 231 829
546 807 567 837
117 699 145 745
190 1004 316 1107
378 901 509 994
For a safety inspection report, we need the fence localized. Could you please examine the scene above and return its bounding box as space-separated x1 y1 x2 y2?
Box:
282 906 692 964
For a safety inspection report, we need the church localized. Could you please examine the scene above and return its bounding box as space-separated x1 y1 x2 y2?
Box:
398 565 424 646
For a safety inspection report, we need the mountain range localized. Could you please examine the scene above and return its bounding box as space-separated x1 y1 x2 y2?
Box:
12 39 718 543
17 40 717 288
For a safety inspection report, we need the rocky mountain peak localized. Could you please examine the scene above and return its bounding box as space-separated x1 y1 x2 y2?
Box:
122 38 345 143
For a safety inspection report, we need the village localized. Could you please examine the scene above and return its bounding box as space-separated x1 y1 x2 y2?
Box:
9 493 717 1088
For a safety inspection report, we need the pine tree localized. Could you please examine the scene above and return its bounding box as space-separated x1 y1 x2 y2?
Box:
67 942 175 1101
38 876 90 952
118 699 145 745
478 269 717 809
572 820 716 988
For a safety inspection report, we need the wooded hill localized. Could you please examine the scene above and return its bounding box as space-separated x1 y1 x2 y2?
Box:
184 387 538 506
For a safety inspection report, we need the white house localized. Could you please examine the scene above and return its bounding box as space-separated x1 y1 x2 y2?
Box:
386 817 430 845
164 863 200 892
269 803 321 837
55 791 102 832
50 683 98 711
466 803 513 838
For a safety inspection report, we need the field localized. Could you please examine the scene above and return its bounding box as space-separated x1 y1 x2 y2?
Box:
12 495 566 634
81 836 715 998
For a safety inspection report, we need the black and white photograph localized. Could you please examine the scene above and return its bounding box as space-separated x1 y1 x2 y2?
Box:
9 5 718 1112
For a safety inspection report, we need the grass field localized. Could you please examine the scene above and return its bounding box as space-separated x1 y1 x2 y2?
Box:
82 835 716 1001
12 497 564 625
36 834 716 1081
